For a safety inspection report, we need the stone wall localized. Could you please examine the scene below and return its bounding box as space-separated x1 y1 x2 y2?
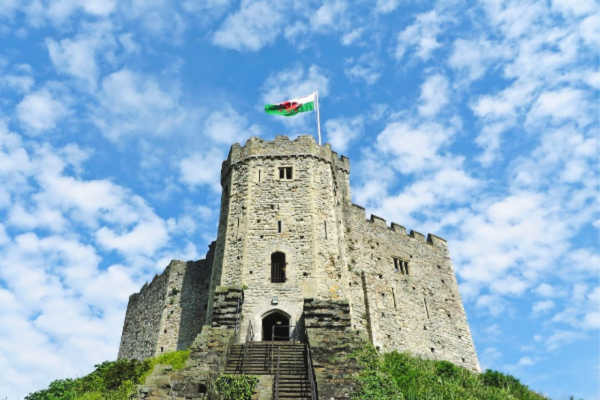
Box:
342 204 480 371
118 245 214 360
304 299 364 400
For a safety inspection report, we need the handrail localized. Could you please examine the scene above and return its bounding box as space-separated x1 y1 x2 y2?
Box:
238 321 254 373
273 346 281 400
233 291 243 334
305 342 318 400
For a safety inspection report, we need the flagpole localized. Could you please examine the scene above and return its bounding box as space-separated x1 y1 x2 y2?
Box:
315 90 322 145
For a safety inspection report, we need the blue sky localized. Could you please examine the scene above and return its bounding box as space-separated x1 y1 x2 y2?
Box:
0 1 598 399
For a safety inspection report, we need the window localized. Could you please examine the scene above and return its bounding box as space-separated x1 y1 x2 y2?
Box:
393 258 409 274
271 252 286 283
278 166 293 179
277 220 282 233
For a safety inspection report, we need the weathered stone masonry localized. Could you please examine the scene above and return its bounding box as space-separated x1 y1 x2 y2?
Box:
119 135 480 378
118 243 214 360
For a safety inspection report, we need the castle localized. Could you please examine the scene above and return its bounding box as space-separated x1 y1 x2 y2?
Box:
118 135 479 398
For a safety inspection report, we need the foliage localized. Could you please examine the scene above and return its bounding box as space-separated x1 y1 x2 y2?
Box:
213 374 258 400
139 349 190 383
351 346 548 400
25 350 190 400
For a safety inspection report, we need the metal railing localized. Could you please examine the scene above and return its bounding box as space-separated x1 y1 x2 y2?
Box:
237 321 254 373
305 341 318 400
233 292 243 334
273 346 281 400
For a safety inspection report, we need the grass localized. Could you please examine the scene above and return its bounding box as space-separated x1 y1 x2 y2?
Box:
25 350 190 400
351 346 549 400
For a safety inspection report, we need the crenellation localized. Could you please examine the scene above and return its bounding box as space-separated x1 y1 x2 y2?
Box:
368 214 387 228
410 230 426 242
390 222 407 235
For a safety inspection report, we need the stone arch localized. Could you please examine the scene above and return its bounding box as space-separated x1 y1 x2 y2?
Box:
261 309 291 341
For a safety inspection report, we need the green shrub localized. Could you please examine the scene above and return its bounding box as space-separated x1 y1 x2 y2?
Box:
351 345 548 400
25 350 189 400
214 374 258 400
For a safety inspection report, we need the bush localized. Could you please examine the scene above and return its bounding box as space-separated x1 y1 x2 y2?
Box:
25 350 189 400
214 374 258 400
350 345 548 400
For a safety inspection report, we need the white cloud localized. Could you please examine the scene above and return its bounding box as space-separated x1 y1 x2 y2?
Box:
534 283 563 297
344 53 381 85
96 216 169 256
396 10 446 61
532 300 555 314
46 25 116 89
262 64 329 104
517 356 535 366
16 88 68 134
375 121 454 173
375 0 400 14
475 294 506 316
93 69 190 141
448 38 511 82
0 63 35 93
579 13 600 47
551 0 597 17
179 148 224 191
545 330 584 351
311 0 347 31
213 0 284 51
204 106 260 145
418 74 449 117
527 88 590 126
341 28 364 45
325 116 363 152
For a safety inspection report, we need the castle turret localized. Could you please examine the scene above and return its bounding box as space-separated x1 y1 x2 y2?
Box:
207 135 352 340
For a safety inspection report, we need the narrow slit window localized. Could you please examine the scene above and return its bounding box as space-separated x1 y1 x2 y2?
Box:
401 260 409 275
324 221 327 239
277 220 282 233
392 288 397 309
258 169 261 183
393 257 399 272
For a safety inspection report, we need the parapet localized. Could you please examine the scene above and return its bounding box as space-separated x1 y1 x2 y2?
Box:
223 135 350 177
347 202 447 249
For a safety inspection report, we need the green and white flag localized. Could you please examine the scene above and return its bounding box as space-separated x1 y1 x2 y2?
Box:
264 93 316 116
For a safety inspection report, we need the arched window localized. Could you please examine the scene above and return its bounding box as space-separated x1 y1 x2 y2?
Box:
271 252 286 283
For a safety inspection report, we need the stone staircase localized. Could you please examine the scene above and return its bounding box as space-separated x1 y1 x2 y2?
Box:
225 342 314 400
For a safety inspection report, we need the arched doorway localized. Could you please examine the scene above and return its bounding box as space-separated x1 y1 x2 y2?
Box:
262 310 290 341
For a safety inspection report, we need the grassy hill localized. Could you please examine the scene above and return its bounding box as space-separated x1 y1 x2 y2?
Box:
26 346 555 400
351 346 549 400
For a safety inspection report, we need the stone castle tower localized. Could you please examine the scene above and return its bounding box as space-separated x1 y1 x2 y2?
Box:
118 135 479 392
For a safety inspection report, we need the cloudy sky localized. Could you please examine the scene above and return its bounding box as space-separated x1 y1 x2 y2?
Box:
0 0 598 399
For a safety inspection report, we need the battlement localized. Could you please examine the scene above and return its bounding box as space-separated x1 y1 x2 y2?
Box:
348 203 447 249
222 135 350 182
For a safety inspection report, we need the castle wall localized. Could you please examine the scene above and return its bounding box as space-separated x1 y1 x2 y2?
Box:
342 204 480 371
118 248 214 360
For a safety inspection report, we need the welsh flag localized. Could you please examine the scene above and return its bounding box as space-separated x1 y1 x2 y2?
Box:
264 93 316 116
